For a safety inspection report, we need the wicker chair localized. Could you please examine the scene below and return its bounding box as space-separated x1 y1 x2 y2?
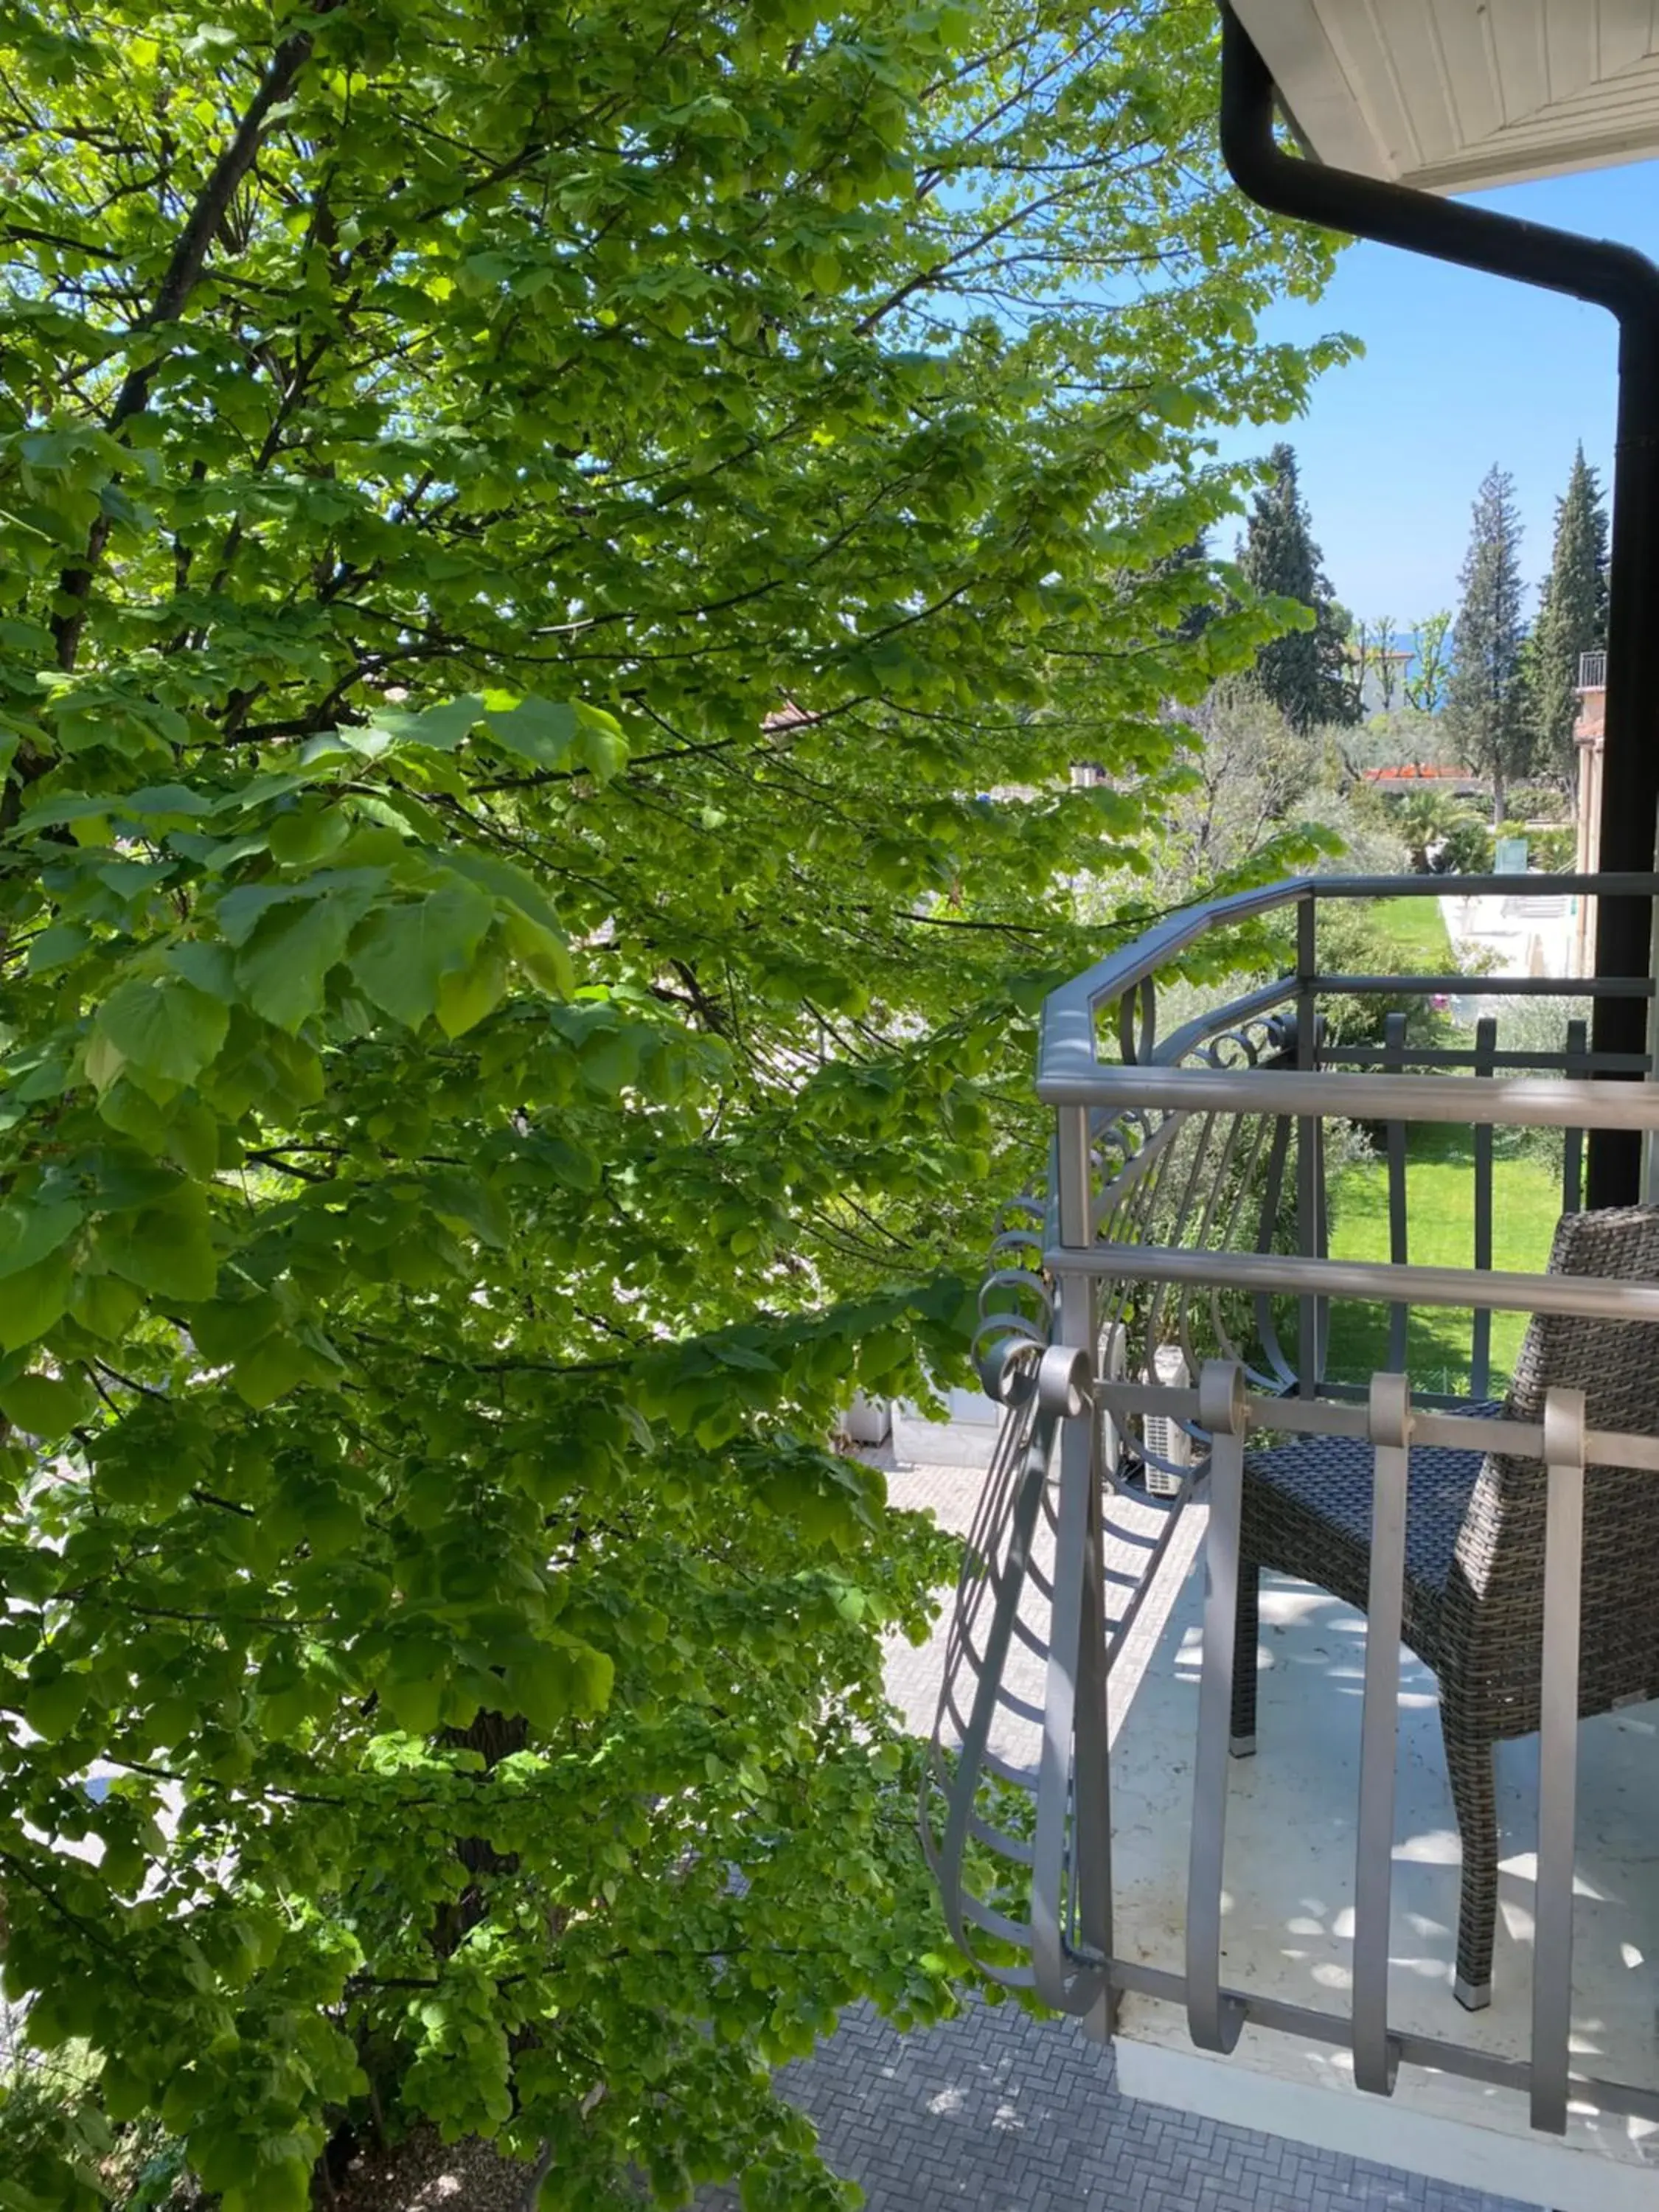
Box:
1229 1204 1659 2009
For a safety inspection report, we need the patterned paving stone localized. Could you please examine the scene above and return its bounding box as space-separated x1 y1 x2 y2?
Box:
697 1997 1542 2211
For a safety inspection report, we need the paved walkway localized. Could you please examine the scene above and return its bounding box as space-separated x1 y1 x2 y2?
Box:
697 1448 1542 2212
701 1997 1539 2212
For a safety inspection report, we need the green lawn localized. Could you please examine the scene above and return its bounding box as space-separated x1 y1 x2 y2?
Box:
1277 893 1566 1395
1324 1124 1563 1394
1364 894 1454 971
1318 895 1565 1394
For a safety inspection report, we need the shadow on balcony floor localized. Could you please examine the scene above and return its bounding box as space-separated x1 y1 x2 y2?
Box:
1110 1531 1659 2176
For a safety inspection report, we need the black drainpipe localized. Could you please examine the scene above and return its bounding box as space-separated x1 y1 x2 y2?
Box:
1219 1 1659 1206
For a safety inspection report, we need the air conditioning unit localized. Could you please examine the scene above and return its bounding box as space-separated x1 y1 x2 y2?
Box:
1141 1343 1192 1498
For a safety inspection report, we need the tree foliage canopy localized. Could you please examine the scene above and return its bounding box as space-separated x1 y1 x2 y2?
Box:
1236 442 1359 733
1447 465 1530 824
0 1 1344 2203
1529 443 1608 783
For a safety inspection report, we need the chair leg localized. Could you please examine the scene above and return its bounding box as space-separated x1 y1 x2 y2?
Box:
1230 1558 1259 1757
1443 1725 1498 2009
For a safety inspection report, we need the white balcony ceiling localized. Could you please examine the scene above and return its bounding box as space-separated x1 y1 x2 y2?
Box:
1231 1 1659 192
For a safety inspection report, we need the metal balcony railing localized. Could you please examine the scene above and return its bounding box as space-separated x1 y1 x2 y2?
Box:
924 872 1659 2139
1578 649 1607 690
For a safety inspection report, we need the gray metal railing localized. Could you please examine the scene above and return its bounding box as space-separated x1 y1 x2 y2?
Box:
926 871 1659 2140
1579 648 1608 691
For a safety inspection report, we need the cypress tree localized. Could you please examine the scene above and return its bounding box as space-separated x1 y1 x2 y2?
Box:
1237 442 1360 732
1530 443 1609 785
1447 465 1530 827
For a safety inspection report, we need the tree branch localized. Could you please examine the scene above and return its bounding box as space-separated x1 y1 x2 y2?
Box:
50 2 339 669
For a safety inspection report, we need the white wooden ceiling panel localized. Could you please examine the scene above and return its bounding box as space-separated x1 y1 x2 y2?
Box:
1426 0 1506 142
1587 0 1659 80
1336 0 1426 173
1489 0 1554 120
1234 0 1659 191
1371 0 1465 170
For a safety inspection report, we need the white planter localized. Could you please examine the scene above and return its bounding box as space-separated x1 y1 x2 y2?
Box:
837 1392 891 1445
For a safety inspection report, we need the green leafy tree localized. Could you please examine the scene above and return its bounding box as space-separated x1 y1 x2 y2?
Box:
1447 467 1531 827
1151 686 1326 892
0 1 1343 2205
1405 611 1453 714
1366 616 1399 712
1237 443 1360 732
1528 443 1609 787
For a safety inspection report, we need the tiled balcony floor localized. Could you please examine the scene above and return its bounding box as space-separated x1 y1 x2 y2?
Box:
1107 1522 1659 2182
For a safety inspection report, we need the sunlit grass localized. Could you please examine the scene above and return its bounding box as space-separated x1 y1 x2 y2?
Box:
1325 1124 1562 1395
1363 894 1455 972
1320 894 1560 1396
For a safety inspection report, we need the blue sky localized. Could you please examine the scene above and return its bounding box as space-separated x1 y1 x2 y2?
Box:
1212 159 1659 624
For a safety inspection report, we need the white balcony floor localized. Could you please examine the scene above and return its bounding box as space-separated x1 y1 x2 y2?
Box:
1107 1511 1659 2185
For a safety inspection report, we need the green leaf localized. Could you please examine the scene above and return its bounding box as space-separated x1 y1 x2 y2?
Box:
267 804 349 866
100 2055 150 2124
215 883 310 945
125 783 215 818
10 791 117 835
506 1638 614 1730
235 884 376 1032
220 2155 312 2212
501 909 574 997
89 978 229 1089
163 944 239 1001
24 1672 88 1743
423 1170 510 1248
231 1332 335 1409
67 1271 142 1340
27 922 88 975
380 1672 444 1735
347 881 493 1028
95 1185 216 1301
0 1371 94 1436
481 695 625 780
442 847 566 937
434 938 507 1037
358 694 484 753
184 1293 283 1364
352 789 441 843
0 1251 74 1352
482 696 580 771
0 1200 81 1283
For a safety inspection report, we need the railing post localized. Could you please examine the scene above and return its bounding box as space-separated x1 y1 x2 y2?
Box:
1471 1016 1496 1398
1030 1342 1112 2020
1353 1374 1411 2096
1563 1015 1588 1214
1051 1102 1116 2031
1295 894 1321 1396
1074 1379 1116 2042
1531 1386 1587 2136
1186 1360 1249 2056
1382 1010 1408 1374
